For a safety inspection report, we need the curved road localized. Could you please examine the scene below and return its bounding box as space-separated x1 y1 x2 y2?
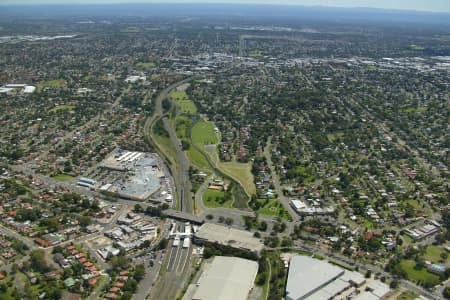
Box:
143 78 193 213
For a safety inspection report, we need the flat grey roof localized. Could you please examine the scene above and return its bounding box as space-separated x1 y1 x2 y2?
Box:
286 256 344 300
191 256 258 300
195 223 263 253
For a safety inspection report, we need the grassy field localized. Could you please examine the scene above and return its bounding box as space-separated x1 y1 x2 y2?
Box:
37 79 66 92
171 90 197 114
205 146 256 196
187 145 211 170
152 123 178 171
257 199 291 221
49 105 75 113
424 245 445 263
177 100 197 114
202 189 232 208
191 120 218 144
397 291 419 300
52 173 74 181
136 62 156 68
171 90 188 101
400 107 427 113
397 260 440 285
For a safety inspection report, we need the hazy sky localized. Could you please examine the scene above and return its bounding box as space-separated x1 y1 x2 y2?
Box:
2 0 450 13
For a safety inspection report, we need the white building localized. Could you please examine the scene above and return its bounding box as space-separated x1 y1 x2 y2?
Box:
189 256 258 300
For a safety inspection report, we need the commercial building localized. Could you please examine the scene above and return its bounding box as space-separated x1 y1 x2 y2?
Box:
194 223 263 254
290 199 335 216
98 150 171 201
285 255 385 300
189 256 258 300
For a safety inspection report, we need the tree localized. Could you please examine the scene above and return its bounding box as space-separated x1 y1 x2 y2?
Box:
443 286 450 299
79 216 92 227
134 203 143 213
30 249 49 273
133 264 146 282
258 221 268 232
225 218 234 226
157 239 168 250
390 280 399 289
40 217 60 232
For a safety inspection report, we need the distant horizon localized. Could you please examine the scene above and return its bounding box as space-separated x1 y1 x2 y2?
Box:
1 0 450 14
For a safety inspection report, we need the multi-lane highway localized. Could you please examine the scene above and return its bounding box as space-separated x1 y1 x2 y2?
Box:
143 78 193 213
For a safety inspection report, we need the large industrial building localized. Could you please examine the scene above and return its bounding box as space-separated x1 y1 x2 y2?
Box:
97 150 172 202
285 256 389 300
188 256 258 300
194 223 263 254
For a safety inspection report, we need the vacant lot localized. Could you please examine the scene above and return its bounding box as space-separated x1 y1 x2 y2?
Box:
397 291 418 300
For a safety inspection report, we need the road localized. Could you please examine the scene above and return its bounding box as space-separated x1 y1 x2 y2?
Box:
132 251 163 300
143 78 193 213
264 137 299 221
0 223 37 250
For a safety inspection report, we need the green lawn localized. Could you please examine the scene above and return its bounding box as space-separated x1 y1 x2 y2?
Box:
177 100 197 114
171 91 197 114
171 90 188 101
49 105 75 113
187 145 211 170
397 260 440 286
257 199 291 221
202 189 232 208
191 121 218 145
52 173 74 181
397 291 419 300
37 79 66 92
136 62 156 68
424 245 445 263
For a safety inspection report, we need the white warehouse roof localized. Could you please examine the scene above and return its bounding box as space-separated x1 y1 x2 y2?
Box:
191 256 258 300
285 256 344 300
